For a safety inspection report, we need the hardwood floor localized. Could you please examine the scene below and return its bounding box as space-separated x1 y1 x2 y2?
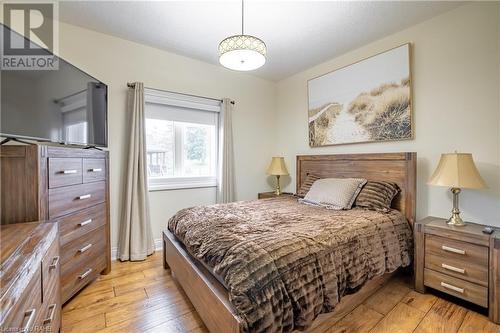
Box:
61 252 500 333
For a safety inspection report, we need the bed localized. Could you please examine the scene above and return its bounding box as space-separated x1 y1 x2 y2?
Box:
163 152 416 333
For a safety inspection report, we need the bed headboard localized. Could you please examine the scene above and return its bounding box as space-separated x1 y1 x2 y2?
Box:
296 152 416 227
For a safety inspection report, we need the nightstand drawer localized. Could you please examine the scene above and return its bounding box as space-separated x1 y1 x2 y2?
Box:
425 252 488 286
424 268 488 307
425 234 488 267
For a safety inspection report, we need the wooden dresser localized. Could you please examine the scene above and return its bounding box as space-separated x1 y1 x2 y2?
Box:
0 222 61 332
0 144 110 303
415 217 500 324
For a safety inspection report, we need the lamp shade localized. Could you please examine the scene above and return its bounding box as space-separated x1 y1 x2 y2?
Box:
219 35 266 71
266 157 289 176
428 153 487 189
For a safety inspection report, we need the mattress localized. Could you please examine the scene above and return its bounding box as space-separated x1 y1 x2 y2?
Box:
168 196 413 333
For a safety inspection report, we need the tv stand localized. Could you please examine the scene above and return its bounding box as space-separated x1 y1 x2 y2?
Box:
0 137 35 146
83 145 104 151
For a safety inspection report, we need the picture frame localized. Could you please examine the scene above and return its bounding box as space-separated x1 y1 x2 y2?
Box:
307 43 413 147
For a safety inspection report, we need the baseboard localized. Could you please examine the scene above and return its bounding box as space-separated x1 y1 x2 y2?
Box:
111 238 163 261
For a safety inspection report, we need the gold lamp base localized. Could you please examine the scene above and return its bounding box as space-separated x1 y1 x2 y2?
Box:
447 213 465 226
274 175 282 196
447 187 466 226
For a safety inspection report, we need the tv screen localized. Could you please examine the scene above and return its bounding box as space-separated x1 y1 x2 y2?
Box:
1 25 108 147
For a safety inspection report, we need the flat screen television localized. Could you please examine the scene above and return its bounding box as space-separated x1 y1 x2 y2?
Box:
1 24 108 147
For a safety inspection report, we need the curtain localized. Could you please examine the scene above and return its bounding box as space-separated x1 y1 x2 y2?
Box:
216 98 236 203
118 82 155 261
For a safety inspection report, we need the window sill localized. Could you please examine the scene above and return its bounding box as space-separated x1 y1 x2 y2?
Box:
148 180 217 192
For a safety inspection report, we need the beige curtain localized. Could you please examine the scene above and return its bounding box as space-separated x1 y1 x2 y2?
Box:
118 82 155 261
216 98 236 203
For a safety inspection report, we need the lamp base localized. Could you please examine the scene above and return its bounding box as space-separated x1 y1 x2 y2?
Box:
447 213 465 226
274 175 282 196
447 187 465 226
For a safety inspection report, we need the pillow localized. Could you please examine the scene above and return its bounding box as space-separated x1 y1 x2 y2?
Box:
300 178 367 210
355 181 400 212
296 173 321 197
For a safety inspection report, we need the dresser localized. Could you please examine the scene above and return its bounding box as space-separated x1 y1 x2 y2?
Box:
0 144 111 303
0 222 60 332
415 217 500 324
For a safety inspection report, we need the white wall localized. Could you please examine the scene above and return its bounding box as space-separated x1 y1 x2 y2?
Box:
275 3 500 226
51 22 276 247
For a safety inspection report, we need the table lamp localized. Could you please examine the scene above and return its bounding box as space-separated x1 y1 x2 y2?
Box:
428 153 487 226
266 157 289 195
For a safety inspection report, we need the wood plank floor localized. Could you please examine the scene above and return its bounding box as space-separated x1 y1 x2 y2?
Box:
61 252 500 333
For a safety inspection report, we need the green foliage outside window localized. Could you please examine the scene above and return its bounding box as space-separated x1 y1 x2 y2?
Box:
186 126 207 162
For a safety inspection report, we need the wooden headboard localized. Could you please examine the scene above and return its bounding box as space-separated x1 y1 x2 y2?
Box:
296 152 416 227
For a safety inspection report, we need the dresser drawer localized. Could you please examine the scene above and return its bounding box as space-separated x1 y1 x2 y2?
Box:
83 158 106 183
424 268 488 307
59 203 106 246
48 158 83 188
49 181 106 218
61 225 107 275
61 251 107 302
39 279 60 333
2 267 42 332
425 252 488 286
425 234 488 267
41 236 60 302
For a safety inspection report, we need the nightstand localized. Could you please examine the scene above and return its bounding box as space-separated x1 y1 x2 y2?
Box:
415 216 500 324
257 192 293 199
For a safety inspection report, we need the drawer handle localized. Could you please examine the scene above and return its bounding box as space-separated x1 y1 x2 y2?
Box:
440 281 464 294
79 219 92 227
441 245 465 255
79 243 93 253
43 304 57 324
62 169 78 174
441 263 465 274
78 194 92 200
89 168 102 172
49 256 59 270
78 268 93 279
21 308 36 332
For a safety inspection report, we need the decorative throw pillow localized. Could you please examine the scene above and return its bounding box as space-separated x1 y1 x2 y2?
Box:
355 181 400 212
300 178 367 210
296 173 321 198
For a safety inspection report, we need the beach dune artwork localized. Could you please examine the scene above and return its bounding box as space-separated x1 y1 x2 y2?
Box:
308 44 412 147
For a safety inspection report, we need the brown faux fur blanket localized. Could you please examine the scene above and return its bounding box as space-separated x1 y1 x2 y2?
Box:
168 197 413 333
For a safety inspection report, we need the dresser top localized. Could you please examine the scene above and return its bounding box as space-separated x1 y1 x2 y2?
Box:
0 222 58 305
0 144 108 159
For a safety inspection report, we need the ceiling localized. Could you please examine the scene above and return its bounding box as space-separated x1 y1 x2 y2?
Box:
59 1 464 81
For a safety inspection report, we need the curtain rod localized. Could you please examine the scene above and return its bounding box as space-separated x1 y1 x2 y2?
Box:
126 82 235 105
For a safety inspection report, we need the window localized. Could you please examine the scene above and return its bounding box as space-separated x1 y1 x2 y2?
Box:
144 89 220 191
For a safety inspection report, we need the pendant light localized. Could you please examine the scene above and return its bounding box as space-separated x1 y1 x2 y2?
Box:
218 0 266 71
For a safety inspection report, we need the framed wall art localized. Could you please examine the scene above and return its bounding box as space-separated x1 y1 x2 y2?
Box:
307 43 412 147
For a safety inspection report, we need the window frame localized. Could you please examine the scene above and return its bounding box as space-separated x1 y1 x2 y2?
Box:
144 89 220 192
